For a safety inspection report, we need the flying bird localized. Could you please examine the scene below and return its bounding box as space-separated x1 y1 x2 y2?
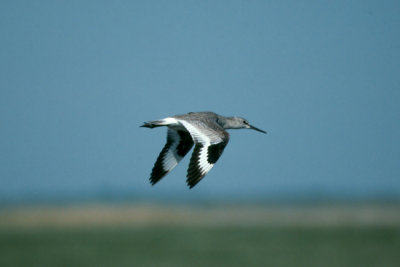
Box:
141 112 266 188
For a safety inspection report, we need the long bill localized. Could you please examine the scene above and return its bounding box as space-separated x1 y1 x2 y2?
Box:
249 125 267 134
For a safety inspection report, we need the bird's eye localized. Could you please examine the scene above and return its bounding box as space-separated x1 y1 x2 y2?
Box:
243 120 248 124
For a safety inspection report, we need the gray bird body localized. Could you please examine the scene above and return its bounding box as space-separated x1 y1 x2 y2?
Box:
141 111 266 188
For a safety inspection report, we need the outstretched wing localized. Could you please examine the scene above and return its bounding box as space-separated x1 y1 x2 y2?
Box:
150 128 194 185
179 120 229 188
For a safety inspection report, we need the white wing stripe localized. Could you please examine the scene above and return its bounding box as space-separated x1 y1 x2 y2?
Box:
198 144 213 174
178 120 221 144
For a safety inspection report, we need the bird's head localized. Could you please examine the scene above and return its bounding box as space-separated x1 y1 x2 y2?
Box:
225 117 267 134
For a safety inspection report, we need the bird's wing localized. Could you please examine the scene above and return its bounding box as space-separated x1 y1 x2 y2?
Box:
150 128 194 185
178 120 229 188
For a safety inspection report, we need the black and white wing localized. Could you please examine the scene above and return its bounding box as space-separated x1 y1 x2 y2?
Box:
179 120 229 188
150 128 194 185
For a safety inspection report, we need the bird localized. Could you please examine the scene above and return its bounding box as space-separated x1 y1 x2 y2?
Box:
141 111 266 188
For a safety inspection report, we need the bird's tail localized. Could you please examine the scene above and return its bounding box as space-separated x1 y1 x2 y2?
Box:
140 120 166 128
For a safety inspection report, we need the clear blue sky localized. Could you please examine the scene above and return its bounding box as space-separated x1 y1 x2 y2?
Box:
1 1 399 202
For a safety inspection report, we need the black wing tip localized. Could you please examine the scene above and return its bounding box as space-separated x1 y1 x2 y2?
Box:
149 177 158 185
186 172 205 189
149 167 169 185
187 180 196 189
149 170 168 186
186 179 202 189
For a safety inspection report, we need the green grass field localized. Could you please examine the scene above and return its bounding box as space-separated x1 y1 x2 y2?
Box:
1 204 399 267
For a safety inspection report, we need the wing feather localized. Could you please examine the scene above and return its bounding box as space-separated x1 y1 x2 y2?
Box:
149 128 193 185
178 120 229 188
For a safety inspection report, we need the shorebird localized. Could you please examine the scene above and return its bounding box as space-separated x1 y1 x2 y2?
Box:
141 112 266 188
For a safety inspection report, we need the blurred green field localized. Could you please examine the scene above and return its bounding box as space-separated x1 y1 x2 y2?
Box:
1 204 400 267
1 226 400 267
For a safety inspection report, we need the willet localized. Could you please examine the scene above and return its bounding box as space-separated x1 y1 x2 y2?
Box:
141 112 266 188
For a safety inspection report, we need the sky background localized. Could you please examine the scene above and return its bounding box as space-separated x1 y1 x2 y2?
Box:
1 0 399 202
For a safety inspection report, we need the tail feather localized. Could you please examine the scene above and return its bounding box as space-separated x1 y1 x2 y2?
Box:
140 120 165 128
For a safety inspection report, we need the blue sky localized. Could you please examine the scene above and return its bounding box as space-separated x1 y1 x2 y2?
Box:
1 1 399 201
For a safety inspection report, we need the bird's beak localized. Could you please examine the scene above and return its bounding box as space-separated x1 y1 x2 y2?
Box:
249 124 267 134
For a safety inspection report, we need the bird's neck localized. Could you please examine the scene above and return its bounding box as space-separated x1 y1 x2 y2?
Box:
217 117 236 129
